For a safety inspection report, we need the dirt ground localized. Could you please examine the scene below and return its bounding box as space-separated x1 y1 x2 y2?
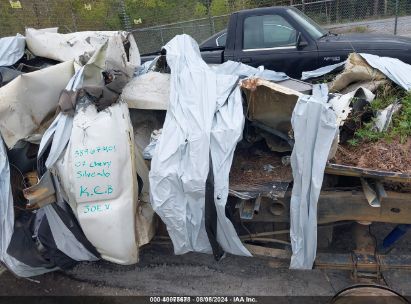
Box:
1 223 411 298
332 138 411 174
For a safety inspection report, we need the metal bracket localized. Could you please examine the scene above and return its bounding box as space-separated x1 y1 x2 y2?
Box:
360 178 387 208
351 251 382 282
237 196 261 220
23 170 56 209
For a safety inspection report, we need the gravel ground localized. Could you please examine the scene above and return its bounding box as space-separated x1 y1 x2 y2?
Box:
1 222 411 297
327 15 411 37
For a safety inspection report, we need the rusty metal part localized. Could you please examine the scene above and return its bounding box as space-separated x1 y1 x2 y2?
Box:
229 181 290 200
351 251 382 282
353 222 375 253
241 79 302 138
23 170 56 208
248 190 411 225
237 197 261 220
325 163 411 183
240 229 290 239
331 285 408 304
315 252 411 272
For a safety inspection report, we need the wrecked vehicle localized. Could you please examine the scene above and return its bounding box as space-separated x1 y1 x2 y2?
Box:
0 27 410 281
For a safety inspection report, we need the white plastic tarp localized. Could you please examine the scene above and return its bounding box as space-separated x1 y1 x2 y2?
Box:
149 35 250 257
56 101 139 265
359 53 411 91
329 86 375 126
46 34 141 264
301 61 345 81
289 93 338 269
211 60 288 82
301 53 411 91
26 28 141 66
122 72 170 110
0 34 25 67
0 60 74 148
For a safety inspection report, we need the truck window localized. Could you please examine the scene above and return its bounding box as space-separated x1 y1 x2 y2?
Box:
243 14 297 50
216 32 227 47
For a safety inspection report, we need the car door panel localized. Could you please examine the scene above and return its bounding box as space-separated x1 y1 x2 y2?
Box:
233 12 319 79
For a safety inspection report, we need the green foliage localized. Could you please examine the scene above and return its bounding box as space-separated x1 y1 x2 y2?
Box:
347 138 359 146
391 92 411 142
349 26 368 33
349 90 411 145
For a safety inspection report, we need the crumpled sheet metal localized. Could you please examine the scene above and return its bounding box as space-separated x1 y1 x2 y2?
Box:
0 60 74 148
26 28 141 66
149 34 250 257
122 72 170 110
290 95 338 269
0 34 25 67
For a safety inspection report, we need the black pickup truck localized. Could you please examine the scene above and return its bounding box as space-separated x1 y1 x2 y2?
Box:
199 6 411 78
200 7 411 78
142 6 411 79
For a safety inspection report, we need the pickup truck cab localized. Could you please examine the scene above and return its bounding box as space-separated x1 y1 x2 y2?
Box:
199 6 411 78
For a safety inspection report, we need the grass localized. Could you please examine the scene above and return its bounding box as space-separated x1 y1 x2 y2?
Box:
349 26 369 33
348 88 411 145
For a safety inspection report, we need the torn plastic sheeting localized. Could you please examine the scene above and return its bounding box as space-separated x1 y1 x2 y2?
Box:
328 86 375 126
312 83 329 103
48 34 142 264
143 129 162 159
340 79 389 95
27 69 100 273
301 53 411 92
301 61 345 81
0 60 74 149
129 111 157 246
149 34 250 257
0 67 23 85
38 68 84 170
211 60 288 82
56 101 139 265
26 28 141 66
0 136 57 277
122 72 170 110
374 102 402 132
359 53 411 91
330 53 386 93
290 95 338 269
0 34 25 67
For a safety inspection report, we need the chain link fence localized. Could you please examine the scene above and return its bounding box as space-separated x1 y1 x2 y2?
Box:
1 0 411 54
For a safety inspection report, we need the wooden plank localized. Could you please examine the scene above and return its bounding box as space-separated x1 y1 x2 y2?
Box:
245 244 291 260
325 163 411 183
